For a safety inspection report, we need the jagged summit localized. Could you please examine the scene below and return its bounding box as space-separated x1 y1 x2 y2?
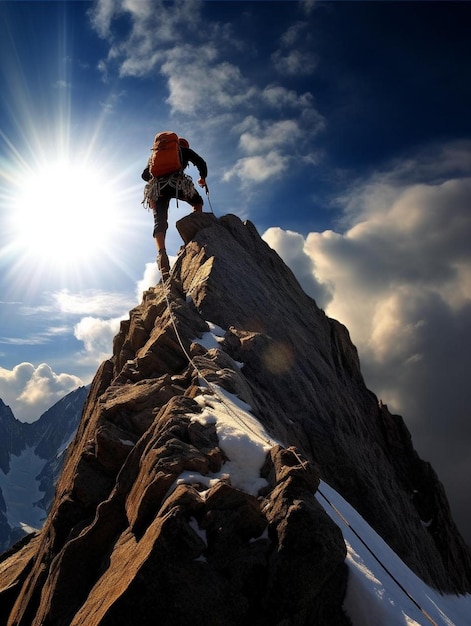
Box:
1 213 469 625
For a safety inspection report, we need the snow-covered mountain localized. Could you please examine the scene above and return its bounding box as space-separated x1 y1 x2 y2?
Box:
1 214 470 625
0 386 88 552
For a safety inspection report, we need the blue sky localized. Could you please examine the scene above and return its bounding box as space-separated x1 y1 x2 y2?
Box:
0 1 470 542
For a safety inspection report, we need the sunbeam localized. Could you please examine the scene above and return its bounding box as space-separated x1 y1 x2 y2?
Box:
0 1 144 294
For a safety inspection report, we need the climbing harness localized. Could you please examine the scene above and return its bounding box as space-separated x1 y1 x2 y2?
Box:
156 260 439 626
143 172 196 210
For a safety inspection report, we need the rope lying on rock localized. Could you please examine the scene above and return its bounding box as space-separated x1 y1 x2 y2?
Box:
159 275 273 447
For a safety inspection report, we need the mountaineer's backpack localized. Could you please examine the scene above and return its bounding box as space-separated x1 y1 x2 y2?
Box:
149 131 182 178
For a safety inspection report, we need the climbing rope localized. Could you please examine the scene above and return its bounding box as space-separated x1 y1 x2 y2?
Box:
158 271 272 447
318 487 438 626
203 184 216 216
288 444 439 626
157 264 439 626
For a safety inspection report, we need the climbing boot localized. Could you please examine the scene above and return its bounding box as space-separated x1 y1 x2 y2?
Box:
157 248 170 282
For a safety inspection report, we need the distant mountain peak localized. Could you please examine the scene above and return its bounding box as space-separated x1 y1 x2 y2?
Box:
0 386 88 551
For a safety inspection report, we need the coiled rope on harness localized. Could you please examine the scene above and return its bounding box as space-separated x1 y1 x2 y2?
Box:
143 172 196 210
156 250 439 626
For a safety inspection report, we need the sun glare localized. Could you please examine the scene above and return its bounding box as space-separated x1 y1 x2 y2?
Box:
0 8 140 288
10 160 117 263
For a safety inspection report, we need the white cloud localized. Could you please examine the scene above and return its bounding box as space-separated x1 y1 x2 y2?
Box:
261 85 315 109
74 316 121 364
272 49 318 76
53 288 133 317
223 111 324 185
162 45 257 116
88 0 119 39
223 151 286 184
264 150 471 540
90 0 204 78
239 118 303 154
321 178 471 308
0 264 164 423
72 262 162 365
89 0 325 186
262 227 332 307
136 261 160 298
0 362 83 423
305 173 471 393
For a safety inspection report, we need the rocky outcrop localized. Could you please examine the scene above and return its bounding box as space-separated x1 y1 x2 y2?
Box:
1 373 349 625
1 213 470 625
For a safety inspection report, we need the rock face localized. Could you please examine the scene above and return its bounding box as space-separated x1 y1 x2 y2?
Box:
1 213 470 625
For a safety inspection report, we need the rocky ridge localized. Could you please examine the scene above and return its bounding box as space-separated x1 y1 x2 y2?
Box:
1 213 469 626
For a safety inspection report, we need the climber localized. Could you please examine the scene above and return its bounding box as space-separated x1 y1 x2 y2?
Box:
142 133 208 281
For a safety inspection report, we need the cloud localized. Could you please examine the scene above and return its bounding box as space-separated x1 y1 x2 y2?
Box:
0 335 54 346
74 316 121 364
53 288 133 317
280 21 309 47
264 147 471 541
89 0 325 186
72 262 163 366
136 261 160 298
238 118 303 154
99 89 127 114
262 227 332 307
301 0 317 16
89 0 204 78
223 152 286 184
0 266 164 423
0 362 83 423
261 85 316 110
272 49 318 76
272 17 318 75
223 113 325 184
162 46 255 116
3 289 134 361
87 0 119 39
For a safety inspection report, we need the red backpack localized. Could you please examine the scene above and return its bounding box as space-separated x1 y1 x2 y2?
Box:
148 131 182 177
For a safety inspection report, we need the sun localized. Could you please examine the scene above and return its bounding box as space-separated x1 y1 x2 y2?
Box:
9 159 118 264
0 9 142 287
